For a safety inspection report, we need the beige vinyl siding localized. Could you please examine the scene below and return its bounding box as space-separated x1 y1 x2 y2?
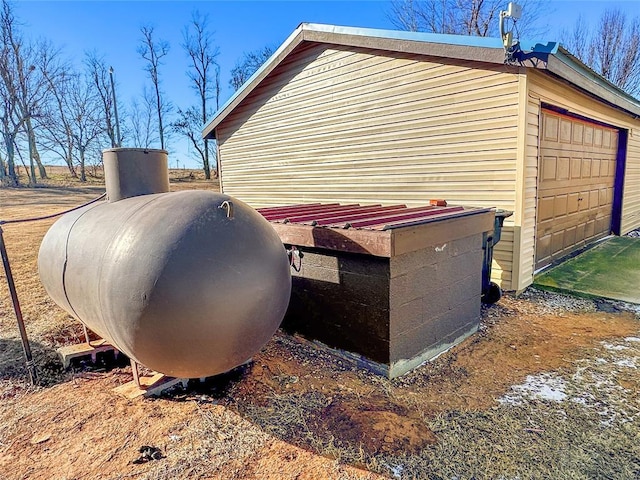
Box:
515 95 542 291
625 136 640 232
217 43 522 289
524 71 640 285
509 72 539 292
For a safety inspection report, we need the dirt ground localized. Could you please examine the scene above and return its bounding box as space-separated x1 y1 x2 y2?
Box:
1 173 639 479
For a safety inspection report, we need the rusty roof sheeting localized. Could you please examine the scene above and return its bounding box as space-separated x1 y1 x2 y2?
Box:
257 203 482 231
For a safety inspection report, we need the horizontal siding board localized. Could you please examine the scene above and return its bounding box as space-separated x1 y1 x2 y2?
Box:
225 157 513 181
222 126 519 159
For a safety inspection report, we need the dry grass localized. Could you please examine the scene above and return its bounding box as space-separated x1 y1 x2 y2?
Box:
1 176 639 479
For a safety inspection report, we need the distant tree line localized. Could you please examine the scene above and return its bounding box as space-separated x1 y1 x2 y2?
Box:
0 0 273 186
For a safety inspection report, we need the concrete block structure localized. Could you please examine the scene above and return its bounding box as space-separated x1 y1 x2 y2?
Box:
260 203 493 378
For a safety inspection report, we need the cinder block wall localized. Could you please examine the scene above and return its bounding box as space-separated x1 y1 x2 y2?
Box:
389 233 484 376
282 249 391 364
282 232 484 378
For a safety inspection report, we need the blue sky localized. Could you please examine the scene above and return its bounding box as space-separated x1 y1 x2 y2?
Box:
13 0 640 168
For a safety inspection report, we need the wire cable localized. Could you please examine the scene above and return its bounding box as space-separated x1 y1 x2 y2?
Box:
0 192 107 225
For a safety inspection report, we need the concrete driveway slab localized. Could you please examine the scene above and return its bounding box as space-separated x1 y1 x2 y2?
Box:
534 236 640 304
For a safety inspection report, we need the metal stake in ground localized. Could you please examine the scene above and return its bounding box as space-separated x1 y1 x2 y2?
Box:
0 225 37 384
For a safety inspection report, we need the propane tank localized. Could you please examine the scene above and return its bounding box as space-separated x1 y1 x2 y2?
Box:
38 149 291 378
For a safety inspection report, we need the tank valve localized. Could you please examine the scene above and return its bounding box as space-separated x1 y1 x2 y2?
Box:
287 246 304 272
219 200 234 219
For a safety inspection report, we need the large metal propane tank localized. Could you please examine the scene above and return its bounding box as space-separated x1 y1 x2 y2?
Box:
38 148 291 378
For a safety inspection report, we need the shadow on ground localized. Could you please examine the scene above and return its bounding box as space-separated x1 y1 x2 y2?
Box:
0 336 128 389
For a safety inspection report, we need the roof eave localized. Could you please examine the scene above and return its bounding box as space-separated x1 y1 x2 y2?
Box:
544 48 640 118
301 28 506 65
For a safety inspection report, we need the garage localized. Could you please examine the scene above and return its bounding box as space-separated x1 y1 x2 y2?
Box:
203 23 640 291
535 109 620 270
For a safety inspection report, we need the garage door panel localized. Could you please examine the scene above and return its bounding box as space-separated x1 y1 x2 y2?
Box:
579 190 590 211
599 188 608 206
600 159 608 177
575 223 585 243
536 110 618 270
567 193 579 213
596 216 610 235
551 232 564 254
584 126 594 145
571 158 582 179
564 226 577 248
536 234 551 262
557 157 570 180
541 156 557 180
560 119 572 142
544 115 559 141
539 197 554 221
572 123 584 144
554 194 568 216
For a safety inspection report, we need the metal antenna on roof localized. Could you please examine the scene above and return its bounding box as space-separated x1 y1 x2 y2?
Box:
499 2 522 61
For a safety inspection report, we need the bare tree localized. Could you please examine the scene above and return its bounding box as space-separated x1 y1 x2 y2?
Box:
39 69 76 176
127 87 157 149
172 106 213 173
0 82 22 185
0 1 64 184
85 51 119 148
178 11 220 179
138 25 170 150
388 0 546 38
564 10 640 97
229 46 274 92
66 73 104 182
38 69 105 181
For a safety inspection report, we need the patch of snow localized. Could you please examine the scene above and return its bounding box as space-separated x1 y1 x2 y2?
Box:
614 358 638 369
380 461 404 479
601 342 629 351
499 373 568 404
390 465 404 479
624 337 640 343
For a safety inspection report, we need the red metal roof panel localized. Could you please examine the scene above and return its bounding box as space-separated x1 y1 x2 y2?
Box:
257 203 474 231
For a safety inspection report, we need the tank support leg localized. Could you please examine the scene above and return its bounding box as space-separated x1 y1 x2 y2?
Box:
0 226 37 385
131 359 141 387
